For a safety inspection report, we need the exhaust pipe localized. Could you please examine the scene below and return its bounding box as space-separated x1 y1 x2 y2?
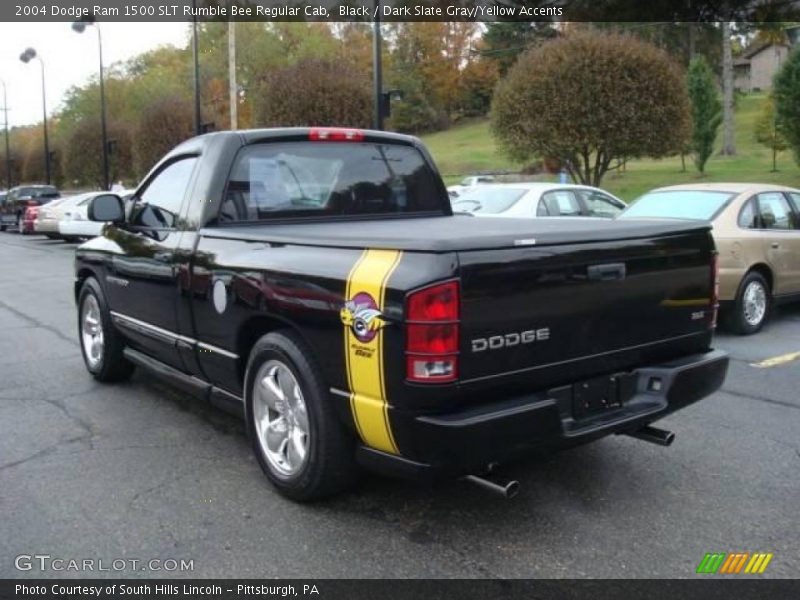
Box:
462 474 520 499
627 425 675 447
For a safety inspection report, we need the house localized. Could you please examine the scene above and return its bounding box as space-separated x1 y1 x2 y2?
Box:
734 42 790 92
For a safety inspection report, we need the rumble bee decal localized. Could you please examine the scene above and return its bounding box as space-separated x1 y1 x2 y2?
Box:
340 292 387 343
342 249 403 455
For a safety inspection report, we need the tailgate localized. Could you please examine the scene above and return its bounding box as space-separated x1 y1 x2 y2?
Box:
457 228 715 387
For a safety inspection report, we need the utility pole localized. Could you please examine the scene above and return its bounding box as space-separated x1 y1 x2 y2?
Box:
373 1 383 130
228 21 238 130
0 79 10 190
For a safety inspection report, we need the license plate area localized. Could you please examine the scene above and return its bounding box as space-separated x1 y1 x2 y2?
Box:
572 373 635 419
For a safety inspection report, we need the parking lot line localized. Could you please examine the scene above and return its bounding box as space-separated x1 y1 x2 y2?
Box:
750 351 800 369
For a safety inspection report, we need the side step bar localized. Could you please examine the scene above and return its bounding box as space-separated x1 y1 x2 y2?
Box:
626 424 675 447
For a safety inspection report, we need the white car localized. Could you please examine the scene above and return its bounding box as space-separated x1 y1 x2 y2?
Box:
59 190 135 242
447 175 496 198
450 183 626 219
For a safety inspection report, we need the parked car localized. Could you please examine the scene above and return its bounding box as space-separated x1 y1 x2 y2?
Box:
451 183 626 219
22 205 39 235
74 128 727 501
0 185 60 232
447 175 495 198
60 191 135 242
35 196 74 239
619 183 800 334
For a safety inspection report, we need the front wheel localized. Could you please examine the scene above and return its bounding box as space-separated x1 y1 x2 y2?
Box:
726 271 771 335
78 278 135 381
245 331 359 501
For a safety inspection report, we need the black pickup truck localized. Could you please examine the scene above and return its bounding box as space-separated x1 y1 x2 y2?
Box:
74 128 729 500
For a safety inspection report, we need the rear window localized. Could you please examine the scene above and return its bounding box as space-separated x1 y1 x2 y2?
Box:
621 191 734 221
451 186 526 214
219 142 445 222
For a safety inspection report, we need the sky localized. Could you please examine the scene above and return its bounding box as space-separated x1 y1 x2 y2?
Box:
0 22 188 127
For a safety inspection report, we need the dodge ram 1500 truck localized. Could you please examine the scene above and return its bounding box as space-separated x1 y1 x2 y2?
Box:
74 127 729 501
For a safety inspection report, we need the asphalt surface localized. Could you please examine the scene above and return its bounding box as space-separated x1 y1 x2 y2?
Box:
1 233 799 579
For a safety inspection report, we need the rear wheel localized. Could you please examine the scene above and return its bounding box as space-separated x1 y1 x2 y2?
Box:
78 278 135 382
245 331 359 501
726 271 770 335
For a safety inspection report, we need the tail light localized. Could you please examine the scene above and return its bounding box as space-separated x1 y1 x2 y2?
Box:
710 254 720 329
405 280 460 383
24 206 38 219
309 128 364 142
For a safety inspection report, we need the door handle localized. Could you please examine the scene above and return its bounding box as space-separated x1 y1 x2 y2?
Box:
771 242 780 249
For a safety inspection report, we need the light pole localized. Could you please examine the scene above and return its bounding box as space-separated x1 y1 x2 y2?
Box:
0 78 11 190
373 1 383 130
19 48 50 185
191 0 202 136
73 15 110 191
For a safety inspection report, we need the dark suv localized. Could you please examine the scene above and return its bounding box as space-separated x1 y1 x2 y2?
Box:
0 185 61 232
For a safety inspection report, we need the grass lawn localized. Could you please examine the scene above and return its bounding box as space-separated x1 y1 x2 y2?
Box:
421 94 800 202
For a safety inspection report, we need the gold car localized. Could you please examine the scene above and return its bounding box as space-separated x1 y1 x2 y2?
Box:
620 183 800 334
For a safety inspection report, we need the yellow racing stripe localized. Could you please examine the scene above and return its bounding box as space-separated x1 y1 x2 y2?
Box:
343 249 403 454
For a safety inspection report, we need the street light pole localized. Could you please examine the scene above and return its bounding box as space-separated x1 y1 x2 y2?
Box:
73 17 110 190
0 79 11 190
373 1 383 130
192 0 202 136
20 48 50 185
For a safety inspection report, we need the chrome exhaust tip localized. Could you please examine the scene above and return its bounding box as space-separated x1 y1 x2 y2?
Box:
462 474 520 499
627 424 675 447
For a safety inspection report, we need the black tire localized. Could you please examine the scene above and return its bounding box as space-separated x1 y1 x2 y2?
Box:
244 330 359 501
77 277 135 382
46 233 60 240
724 271 771 335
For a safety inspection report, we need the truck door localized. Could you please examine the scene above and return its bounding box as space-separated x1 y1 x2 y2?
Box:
105 155 199 370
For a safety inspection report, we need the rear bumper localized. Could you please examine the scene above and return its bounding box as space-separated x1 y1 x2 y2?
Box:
358 349 729 480
35 218 59 233
59 220 102 238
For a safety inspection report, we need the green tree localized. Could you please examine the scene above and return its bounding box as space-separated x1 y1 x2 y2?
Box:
481 22 558 75
774 47 800 167
755 96 788 172
61 118 133 188
491 31 690 187
687 56 722 173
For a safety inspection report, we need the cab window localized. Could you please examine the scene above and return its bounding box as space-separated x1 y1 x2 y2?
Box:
131 157 198 229
757 193 796 230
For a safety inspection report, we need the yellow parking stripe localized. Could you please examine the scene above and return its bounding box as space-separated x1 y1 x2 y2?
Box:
344 249 402 454
750 351 800 369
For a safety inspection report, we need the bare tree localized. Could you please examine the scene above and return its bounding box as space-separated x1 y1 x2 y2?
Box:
720 21 736 155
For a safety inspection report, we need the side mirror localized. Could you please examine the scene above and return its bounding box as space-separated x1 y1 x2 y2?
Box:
88 194 125 223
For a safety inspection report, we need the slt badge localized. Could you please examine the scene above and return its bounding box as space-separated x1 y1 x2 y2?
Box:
340 292 387 343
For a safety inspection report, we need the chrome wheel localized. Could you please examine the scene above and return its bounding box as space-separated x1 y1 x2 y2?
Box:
252 360 309 478
81 294 104 369
743 280 767 327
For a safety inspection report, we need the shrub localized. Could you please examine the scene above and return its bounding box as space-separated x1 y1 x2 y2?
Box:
491 31 690 186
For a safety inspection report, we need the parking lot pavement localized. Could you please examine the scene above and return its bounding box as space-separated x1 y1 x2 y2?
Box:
1 233 798 579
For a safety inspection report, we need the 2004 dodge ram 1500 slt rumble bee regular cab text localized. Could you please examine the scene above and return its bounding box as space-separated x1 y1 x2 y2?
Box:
74 128 729 501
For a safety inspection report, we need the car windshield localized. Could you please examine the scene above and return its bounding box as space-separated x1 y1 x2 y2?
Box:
620 191 735 221
451 187 527 214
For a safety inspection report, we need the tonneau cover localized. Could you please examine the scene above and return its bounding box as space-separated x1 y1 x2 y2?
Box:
202 215 709 252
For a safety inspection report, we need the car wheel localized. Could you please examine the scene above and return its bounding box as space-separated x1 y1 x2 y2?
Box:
245 330 359 501
727 271 771 335
78 277 135 382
